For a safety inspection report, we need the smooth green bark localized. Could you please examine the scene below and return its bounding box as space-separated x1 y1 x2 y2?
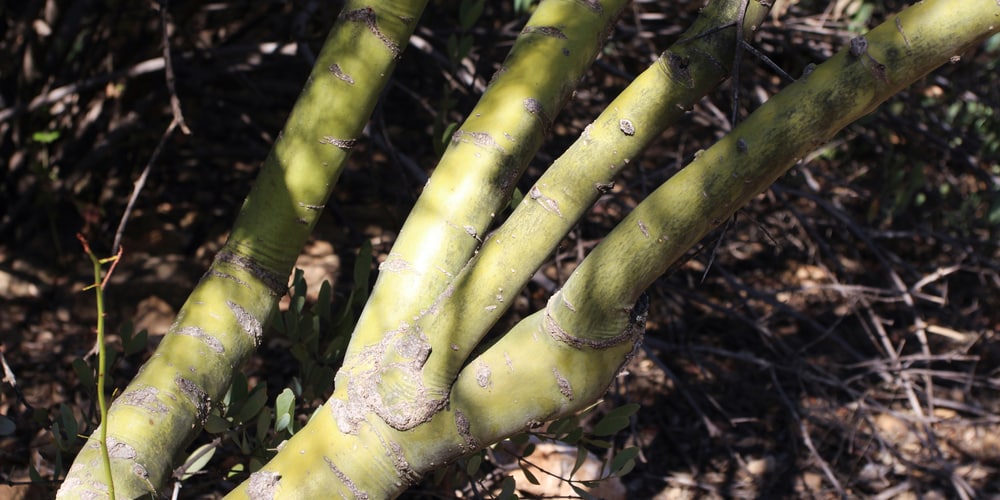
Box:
56 1 427 498
417 0 773 392
61 0 998 497
231 1 997 497
333 0 630 438
546 0 1000 343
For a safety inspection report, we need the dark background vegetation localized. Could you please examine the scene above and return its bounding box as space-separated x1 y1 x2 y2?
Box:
2 0 998 498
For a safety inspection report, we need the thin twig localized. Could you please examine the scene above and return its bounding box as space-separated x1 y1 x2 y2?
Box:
159 0 190 135
112 0 189 254
112 119 178 254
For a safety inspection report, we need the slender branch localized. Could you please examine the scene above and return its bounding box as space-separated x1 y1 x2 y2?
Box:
77 235 124 500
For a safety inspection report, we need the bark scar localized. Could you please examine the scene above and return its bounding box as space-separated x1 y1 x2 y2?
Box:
342 7 402 59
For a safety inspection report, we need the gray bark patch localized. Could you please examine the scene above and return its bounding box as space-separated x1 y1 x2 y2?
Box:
345 325 448 431
208 269 251 289
521 25 567 38
320 136 357 150
121 386 168 414
387 440 421 486
228 300 263 346
454 409 480 453
329 397 364 435
175 376 210 425
577 0 603 14
298 201 325 211
619 119 635 136
524 98 552 130
214 250 286 296
107 437 137 460
175 326 225 354
247 470 281 500
379 255 416 273
637 220 650 238
553 368 573 400
452 130 505 152
323 457 367 499
663 51 694 89
342 7 402 59
328 63 355 84
528 186 563 217
475 360 492 389
543 294 643 350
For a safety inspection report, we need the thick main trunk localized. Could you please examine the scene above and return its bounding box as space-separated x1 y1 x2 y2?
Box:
56 1 427 497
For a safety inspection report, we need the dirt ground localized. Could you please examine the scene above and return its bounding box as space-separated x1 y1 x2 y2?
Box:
2 0 999 498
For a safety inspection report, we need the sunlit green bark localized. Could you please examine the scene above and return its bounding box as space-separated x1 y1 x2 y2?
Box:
417 0 772 392
544 0 1000 345
56 1 427 497
229 0 997 498
60 0 998 498
337 0 631 428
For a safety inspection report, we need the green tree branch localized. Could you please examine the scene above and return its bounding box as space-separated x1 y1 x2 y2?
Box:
57 1 427 497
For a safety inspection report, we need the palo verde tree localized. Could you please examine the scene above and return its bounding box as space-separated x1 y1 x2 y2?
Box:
56 0 999 498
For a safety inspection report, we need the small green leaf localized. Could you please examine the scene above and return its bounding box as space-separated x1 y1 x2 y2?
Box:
352 240 373 304
509 433 530 447
59 404 78 442
514 0 535 15
508 187 524 210
275 412 291 433
497 476 516 500
227 462 245 479
32 130 60 143
292 268 307 303
547 415 578 436
571 446 589 476
119 321 134 344
610 446 640 476
29 465 42 483
284 309 301 341
317 280 332 323
519 463 539 485
307 366 336 398
125 329 148 356
432 464 448 485
72 358 94 392
440 122 460 153
274 388 295 433
458 0 484 30
51 421 63 449
237 383 267 424
594 403 640 436
571 484 598 500
563 426 584 444
291 294 306 315
180 443 216 480
585 438 612 449
227 372 249 414
604 403 641 420
614 457 636 478
104 347 118 374
465 452 482 476
290 377 303 399
204 413 231 434
256 406 272 442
